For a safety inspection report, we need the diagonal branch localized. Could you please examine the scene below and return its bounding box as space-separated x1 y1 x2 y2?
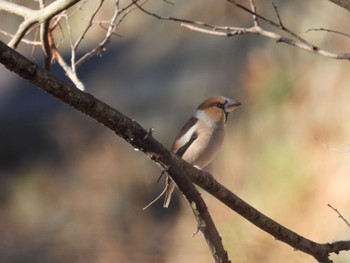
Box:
38 0 52 71
328 204 350 229
75 0 139 68
3 0 81 49
228 0 312 46
0 40 229 263
71 0 105 73
0 0 33 18
134 0 350 60
1 41 350 263
49 32 85 91
329 0 350 11
0 0 140 90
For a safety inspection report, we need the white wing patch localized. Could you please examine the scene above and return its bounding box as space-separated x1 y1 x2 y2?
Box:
176 123 197 149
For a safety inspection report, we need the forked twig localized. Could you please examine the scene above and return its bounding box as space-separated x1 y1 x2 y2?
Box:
76 0 137 68
3 41 350 263
134 0 350 60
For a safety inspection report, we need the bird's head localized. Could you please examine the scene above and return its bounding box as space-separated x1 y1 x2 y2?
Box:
195 96 241 126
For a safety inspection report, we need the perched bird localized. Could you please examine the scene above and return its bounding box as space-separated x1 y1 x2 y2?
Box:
143 96 241 210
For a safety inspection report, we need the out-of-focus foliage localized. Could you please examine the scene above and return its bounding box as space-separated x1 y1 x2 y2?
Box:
1 1 350 262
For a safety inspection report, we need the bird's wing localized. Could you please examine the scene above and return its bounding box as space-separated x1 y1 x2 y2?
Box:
143 117 199 210
172 116 199 156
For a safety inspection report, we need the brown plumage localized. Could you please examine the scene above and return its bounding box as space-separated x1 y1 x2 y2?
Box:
143 96 241 210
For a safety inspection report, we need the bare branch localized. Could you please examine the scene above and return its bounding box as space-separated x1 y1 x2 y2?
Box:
132 0 219 27
165 168 231 263
180 23 234 37
6 0 81 49
40 20 51 70
249 0 259 27
0 41 229 263
2 40 350 263
76 0 137 68
1 0 141 88
72 0 105 70
2 1 350 261
0 0 33 18
329 0 350 11
328 204 350 229
226 1 350 59
307 27 350 38
49 33 85 90
0 30 41 45
38 0 52 70
272 2 284 28
134 0 350 60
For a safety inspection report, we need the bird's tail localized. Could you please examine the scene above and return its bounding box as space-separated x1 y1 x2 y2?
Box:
143 176 175 210
163 178 175 208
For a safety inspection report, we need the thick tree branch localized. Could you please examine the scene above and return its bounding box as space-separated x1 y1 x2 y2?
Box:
1 41 350 262
0 40 229 263
329 0 350 11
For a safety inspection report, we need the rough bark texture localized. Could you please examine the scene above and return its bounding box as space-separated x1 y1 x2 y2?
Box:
329 0 350 11
1 40 350 263
0 40 230 263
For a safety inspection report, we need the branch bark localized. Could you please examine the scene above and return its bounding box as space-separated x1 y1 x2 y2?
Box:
329 0 350 11
0 0 81 49
0 40 229 263
1 40 350 262
133 0 350 60
0 0 139 90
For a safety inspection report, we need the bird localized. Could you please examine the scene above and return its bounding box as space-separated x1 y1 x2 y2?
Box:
143 96 241 210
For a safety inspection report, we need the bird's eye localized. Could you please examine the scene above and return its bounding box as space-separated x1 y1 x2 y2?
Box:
214 102 224 109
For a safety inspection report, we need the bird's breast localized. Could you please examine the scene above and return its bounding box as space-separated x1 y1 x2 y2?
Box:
182 126 225 169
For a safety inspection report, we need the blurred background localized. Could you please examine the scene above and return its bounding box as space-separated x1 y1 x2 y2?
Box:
1 0 350 262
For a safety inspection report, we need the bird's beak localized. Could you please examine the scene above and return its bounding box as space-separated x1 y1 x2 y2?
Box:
224 99 241 113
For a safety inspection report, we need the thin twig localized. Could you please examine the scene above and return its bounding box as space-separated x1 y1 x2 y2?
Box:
272 1 284 28
249 0 259 27
3 41 350 262
134 0 350 60
50 14 66 48
0 30 41 45
115 0 137 30
180 23 235 37
132 0 219 29
72 0 105 72
76 0 135 68
227 0 312 46
328 204 350 229
6 0 81 49
0 0 33 18
49 31 85 90
306 27 350 38
38 0 52 70
0 40 231 263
